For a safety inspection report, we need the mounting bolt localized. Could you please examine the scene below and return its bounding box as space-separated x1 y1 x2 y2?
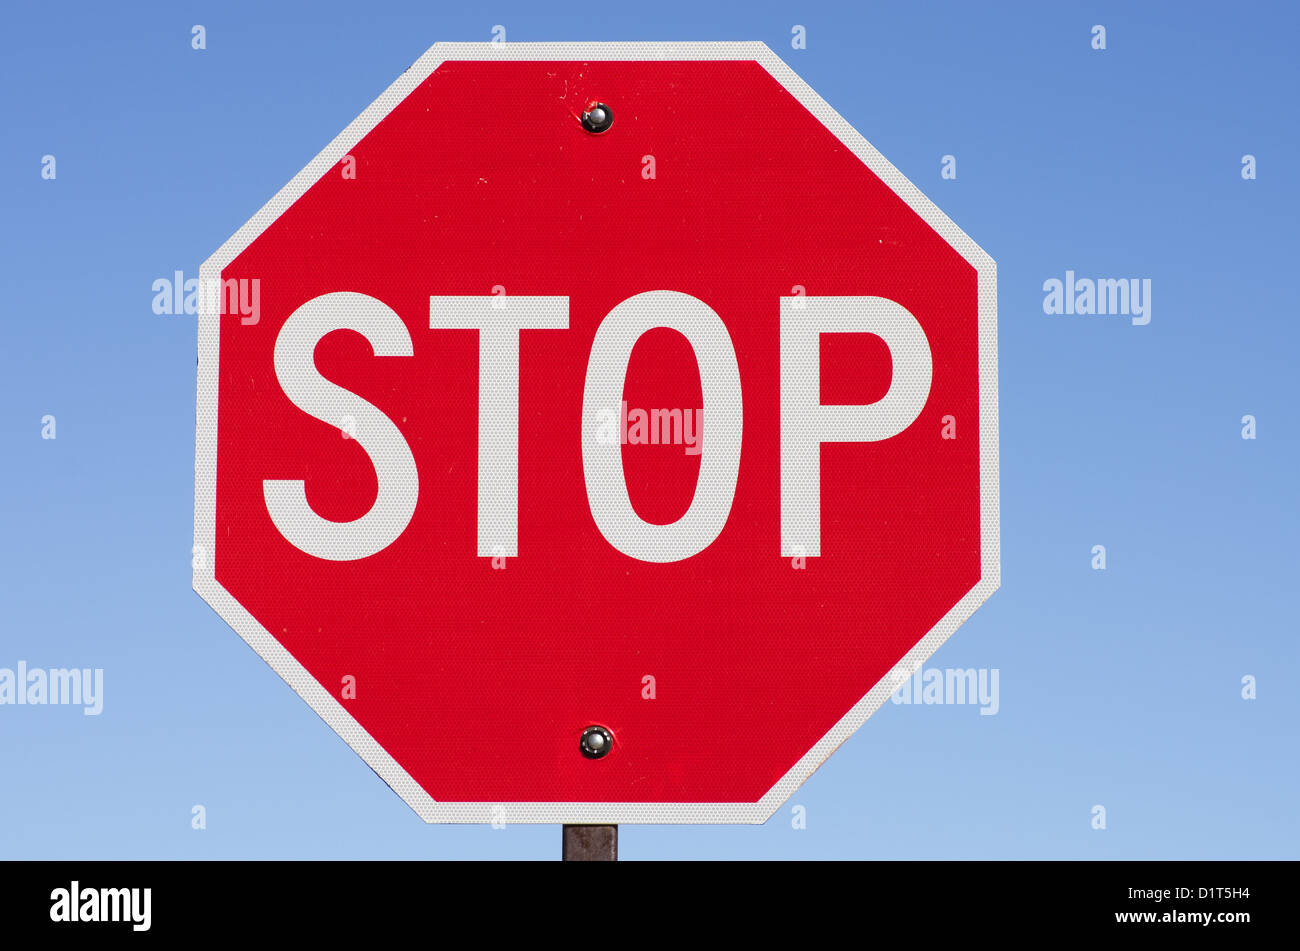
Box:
581 103 613 134
580 725 613 759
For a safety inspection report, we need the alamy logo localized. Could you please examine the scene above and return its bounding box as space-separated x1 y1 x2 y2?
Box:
889 665 1000 715
593 401 703 455
152 270 261 324
50 881 151 932
0 662 103 715
1042 270 1151 325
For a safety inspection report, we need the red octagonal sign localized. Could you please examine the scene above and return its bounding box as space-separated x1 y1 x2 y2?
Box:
194 42 998 823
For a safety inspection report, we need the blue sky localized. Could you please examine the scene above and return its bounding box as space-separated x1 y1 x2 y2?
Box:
1 0 1296 859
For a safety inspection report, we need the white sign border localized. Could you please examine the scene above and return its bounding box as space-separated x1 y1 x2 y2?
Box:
194 41 999 824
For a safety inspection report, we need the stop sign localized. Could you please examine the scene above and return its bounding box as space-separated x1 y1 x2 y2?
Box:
193 42 998 823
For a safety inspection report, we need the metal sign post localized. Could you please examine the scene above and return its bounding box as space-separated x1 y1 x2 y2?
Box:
562 825 618 862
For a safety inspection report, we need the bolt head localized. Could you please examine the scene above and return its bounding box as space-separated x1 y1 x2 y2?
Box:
581 103 613 134
580 725 613 759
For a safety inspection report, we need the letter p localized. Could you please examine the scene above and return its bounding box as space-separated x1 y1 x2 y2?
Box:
780 296 932 556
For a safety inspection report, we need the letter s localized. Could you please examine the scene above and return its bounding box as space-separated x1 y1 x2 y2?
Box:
263 292 417 560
